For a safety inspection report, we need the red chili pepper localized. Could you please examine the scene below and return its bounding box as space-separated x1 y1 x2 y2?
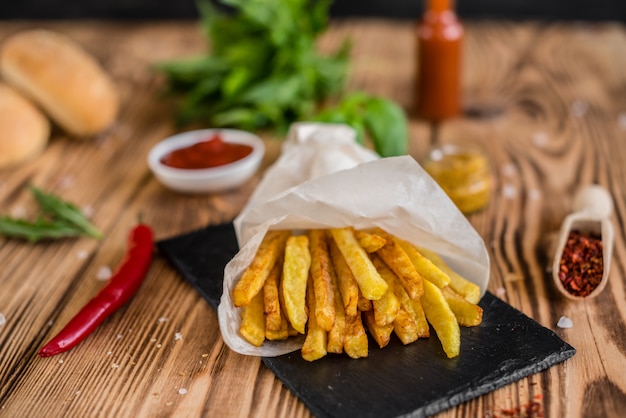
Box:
558 229 603 298
38 223 154 357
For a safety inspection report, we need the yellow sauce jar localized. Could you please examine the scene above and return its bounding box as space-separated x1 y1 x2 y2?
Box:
422 144 492 214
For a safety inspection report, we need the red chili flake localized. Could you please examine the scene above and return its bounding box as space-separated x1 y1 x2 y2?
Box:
558 230 603 297
493 400 544 418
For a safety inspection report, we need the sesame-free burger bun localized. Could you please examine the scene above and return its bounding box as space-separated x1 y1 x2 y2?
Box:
0 29 119 137
0 83 50 169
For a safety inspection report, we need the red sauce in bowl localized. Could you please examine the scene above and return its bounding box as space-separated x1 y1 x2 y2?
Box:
160 134 253 169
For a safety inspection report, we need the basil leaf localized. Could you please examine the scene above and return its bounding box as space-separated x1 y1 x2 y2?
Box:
364 97 408 157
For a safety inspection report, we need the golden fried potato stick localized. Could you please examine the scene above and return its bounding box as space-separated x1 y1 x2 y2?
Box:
308 229 336 331
239 289 266 347
421 279 460 358
328 237 359 317
354 229 387 253
266 267 289 341
327 267 346 354
407 294 430 338
265 312 289 341
330 227 388 300
370 256 401 327
363 309 394 348
442 286 483 327
376 234 424 299
263 259 283 332
233 230 290 307
357 294 372 312
398 240 451 289
389 266 426 341
417 246 481 304
393 306 419 345
302 278 328 362
343 312 369 359
282 235 311 334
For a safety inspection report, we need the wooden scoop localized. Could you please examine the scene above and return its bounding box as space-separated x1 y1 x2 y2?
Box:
552 185 614 300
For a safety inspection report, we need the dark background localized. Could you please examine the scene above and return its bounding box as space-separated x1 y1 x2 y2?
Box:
1 0 625 21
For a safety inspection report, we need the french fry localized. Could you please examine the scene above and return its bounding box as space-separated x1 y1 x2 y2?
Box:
354 229 387 253
376 234 424 299
239 289 266 347
263 259 283 332
390 268 425 341
265 312 289 341
393 307 419 345
344 312 369 359
417 246 481 304
407 295 430 338
363 309 394 348
327 267 346 354
308 229 336 331
398 240 451 289
282 235 311 334
234 227 483 362
371 256 401 327
357 294 372 312
442 286 483 327
329 237 359 317
302 278 328 362
233 230 290 307
421 279 460 358
330 227 388 300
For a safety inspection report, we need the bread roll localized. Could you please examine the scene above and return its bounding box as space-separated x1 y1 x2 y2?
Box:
0 82 49 168
0 29 119 137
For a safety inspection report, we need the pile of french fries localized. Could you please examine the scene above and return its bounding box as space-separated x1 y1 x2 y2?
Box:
232 227 483 361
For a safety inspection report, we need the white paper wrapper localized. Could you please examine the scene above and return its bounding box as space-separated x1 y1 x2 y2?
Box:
218 122 490 357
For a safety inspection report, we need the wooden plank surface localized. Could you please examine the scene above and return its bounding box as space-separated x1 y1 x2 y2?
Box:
0 19 625 418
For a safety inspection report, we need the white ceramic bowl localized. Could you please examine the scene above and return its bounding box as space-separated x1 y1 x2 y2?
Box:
147 129 265 194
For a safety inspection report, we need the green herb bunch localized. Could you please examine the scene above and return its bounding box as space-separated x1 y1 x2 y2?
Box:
0 186 102 242
157 0 408 157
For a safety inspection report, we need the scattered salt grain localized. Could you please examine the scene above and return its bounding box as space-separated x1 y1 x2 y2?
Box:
56 175 75 190
0 313 6 326
116 334 123 340
111 363 120 369
571 100 588 117
174 332 183 341
96 266 112 281
496 287 506 298
618 113 626 130
201 354 209 358
528 189 542 200
158 317 168 323
502 184 517 199
557 316 573 329
501 163 517 177
107 351 112 356
81 205 94 219
76 250 88 260
12 206 26 219
178 388 188 395
532 132 549 147
150 338 157 343
58 359 64 364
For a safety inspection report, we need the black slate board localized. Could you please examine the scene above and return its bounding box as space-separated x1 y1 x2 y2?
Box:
157 222 576 418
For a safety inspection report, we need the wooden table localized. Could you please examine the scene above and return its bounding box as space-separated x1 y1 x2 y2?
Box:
1 19 625 418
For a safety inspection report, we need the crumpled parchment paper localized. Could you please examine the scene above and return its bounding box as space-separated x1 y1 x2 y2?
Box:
218 122 490 356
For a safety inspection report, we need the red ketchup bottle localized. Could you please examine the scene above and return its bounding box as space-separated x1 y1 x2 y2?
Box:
415 0 464 121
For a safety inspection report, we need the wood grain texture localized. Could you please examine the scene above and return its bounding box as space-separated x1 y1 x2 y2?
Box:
0 19 625 418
